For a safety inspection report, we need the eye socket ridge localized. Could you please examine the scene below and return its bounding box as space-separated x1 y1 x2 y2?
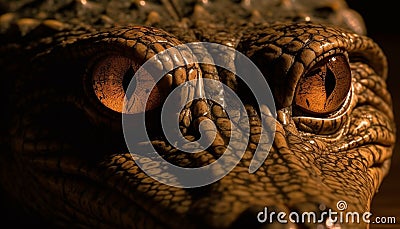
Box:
293 54 351 116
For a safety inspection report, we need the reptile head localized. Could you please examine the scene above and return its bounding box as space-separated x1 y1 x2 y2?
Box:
0 0 396 228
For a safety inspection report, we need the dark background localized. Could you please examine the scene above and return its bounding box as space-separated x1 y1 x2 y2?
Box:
347 1 400 228
0 1 399 228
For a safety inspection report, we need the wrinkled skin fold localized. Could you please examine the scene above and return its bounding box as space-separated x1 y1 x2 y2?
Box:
0 0 396 228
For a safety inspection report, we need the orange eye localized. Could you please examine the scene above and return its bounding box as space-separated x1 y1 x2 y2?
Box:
92 55 167 113
294 54 351 115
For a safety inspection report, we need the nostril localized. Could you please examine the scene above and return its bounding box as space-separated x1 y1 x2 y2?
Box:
230 206 297 229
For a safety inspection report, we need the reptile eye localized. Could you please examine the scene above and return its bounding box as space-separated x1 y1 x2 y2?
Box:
294 54 351 115
92 55 166 113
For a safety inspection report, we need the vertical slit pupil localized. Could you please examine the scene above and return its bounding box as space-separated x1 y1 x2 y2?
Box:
123 66 136 98
325 67 336 99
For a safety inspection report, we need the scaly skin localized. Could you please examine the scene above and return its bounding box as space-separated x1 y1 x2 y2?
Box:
0 0 396 228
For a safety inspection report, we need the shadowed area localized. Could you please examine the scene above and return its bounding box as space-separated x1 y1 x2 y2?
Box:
0 0 397 228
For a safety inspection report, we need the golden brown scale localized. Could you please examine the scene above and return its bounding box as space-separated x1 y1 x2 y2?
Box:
0 0 396 228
